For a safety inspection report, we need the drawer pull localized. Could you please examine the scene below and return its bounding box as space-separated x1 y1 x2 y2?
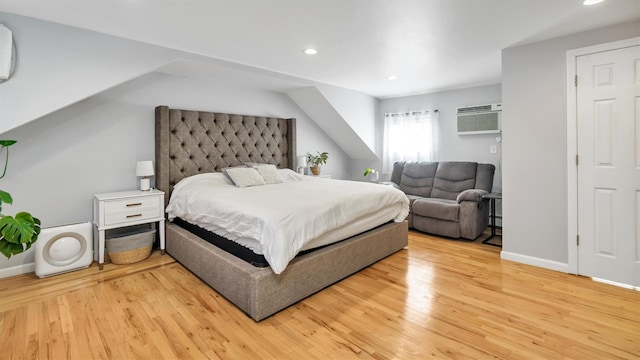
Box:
126 203 142 207
126 214 142 218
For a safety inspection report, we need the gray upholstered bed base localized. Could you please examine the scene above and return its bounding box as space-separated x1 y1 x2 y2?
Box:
167 221 408 321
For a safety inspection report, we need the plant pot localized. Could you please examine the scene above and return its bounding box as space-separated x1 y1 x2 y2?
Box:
310 166 320 175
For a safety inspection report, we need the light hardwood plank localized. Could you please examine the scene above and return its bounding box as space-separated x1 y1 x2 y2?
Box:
0 231 638 359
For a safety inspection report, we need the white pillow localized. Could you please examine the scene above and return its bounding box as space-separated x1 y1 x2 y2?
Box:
277 168 305 182
224 167 266 187
252 164 283 184
173 172 234 192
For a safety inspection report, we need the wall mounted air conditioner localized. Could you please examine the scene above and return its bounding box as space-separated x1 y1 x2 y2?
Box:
0 24 13 80
456 103 502 135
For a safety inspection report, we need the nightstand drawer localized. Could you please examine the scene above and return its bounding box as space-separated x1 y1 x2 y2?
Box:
104 196 161 214
104 207 163 226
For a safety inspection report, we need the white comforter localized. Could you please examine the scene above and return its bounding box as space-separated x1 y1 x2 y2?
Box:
166 169 409 274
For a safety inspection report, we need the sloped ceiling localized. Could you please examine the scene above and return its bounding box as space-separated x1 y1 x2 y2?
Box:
288 87 377 160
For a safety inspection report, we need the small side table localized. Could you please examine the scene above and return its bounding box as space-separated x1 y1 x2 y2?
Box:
93 189 165 269
482 192 502 246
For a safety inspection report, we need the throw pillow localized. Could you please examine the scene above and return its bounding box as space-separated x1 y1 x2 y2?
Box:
224 167 266 187
252 164 283 184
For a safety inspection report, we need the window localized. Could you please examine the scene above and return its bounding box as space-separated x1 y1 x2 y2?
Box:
382 110 439 174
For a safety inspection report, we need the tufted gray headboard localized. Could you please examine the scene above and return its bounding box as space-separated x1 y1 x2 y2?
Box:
155 105 296 207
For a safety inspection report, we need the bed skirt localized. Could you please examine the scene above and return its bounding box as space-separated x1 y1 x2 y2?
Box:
166 220 409 321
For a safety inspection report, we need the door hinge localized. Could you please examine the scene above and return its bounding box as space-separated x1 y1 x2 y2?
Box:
577 235 580 246
575 75 578 87
576 154 579 166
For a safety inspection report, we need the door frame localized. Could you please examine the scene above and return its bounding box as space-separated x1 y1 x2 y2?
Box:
566 36 640 275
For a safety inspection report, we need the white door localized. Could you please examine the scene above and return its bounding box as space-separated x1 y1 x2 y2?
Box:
577 45 640 287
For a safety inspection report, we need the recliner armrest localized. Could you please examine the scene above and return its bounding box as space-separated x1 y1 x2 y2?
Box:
456 189 488 203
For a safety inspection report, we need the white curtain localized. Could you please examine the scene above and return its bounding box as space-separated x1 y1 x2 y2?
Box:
382 110 439 175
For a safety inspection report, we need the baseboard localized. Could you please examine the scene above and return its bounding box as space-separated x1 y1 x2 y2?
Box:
592 278 640 291
500 251 569 273
0 262 35 279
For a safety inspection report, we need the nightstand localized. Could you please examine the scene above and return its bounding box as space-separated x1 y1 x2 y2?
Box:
93 189 165 269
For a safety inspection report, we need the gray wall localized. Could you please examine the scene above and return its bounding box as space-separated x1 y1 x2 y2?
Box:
0 72 350 275
501 21 639 267
378 84 503 192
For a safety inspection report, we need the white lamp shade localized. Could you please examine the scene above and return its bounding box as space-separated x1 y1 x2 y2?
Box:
136 161 154 177
297 156 307 167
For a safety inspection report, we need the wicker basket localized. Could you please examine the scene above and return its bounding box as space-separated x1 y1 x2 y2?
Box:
106 229 155 265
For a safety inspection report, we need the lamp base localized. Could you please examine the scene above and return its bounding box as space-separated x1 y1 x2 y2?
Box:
140 178 150 191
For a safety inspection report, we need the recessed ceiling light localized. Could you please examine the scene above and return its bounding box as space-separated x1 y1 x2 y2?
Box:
388 75 398 80
304 48 318 55
583 0 605 5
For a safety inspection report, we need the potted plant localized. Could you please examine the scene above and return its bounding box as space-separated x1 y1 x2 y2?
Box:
306 151 329 175
0 140 41 259
363 168 379 183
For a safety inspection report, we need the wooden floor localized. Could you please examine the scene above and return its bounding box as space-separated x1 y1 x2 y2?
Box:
1 231 638 359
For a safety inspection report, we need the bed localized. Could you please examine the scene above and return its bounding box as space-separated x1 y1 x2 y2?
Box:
155 105 409 321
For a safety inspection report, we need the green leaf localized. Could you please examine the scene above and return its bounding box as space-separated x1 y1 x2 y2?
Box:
0 212 39 245
0 189 13 206
0 140 17 147
0 212 40 259
0 239 23 259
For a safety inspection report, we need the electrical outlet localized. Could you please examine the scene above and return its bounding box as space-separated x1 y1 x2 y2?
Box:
490 145 497 154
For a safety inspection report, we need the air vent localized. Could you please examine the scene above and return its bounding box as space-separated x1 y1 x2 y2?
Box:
457 105 494 114
457 103 502 135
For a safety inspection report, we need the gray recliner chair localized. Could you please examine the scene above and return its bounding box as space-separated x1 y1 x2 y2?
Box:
389 161 495 240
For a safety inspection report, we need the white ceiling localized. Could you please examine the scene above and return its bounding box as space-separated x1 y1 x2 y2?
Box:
1 0 638 98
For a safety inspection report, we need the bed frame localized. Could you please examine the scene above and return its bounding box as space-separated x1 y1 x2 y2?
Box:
155 105 408 321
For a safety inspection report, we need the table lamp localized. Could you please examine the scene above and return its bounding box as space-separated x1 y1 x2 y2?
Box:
297 156 307 175
136 161 154 191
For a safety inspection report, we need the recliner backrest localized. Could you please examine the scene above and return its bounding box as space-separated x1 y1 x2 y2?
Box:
390 161 406 186
431 162 478 200
399 161 438 197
